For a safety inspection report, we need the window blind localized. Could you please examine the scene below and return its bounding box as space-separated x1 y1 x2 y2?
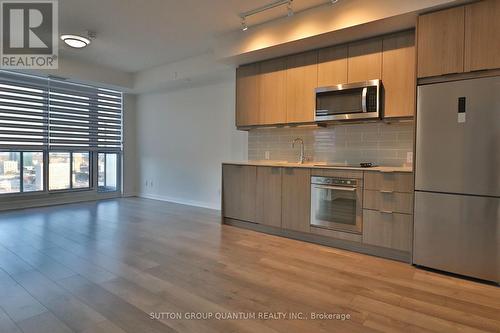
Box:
0 71 122 152
0 71 49 149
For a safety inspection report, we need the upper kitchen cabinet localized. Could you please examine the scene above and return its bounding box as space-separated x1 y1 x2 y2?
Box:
464 0 500 72
417 6 464 78
286 51 318 123
236 63 260 127
382 30 416 118
259 58 287 125
317 44 348 87
347 38 382 83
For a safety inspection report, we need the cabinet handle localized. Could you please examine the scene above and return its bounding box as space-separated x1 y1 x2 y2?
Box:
379 210 394 215
379 190 394 194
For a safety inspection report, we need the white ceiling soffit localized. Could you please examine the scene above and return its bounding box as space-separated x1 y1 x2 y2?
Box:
216 0 468 65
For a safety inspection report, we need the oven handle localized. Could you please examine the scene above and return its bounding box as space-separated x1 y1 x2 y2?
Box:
313 184 357 192
361 87 368 113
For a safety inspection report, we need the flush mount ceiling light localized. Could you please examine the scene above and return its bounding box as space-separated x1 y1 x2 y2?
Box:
61 31 95 49
239 0 294 31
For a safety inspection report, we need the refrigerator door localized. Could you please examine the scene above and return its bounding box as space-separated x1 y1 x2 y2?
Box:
413 191 499 283
416 76 500 197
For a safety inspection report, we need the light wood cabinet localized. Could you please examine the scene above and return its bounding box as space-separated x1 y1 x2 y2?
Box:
347 38 382 83
281 168 311 233
362 210 412 252
364 172 413 193
317 44 348 87
362 170 413 252
236 28 421 127
382 31 416 118
286 51 318 123
464 0 500 72
256 167 282 228
236 63 260 127
222 165 256 222
417 6 465 78
363 190 413 215
259 58 287 125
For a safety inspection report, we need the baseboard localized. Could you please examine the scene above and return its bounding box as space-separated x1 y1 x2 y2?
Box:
137 193 221 210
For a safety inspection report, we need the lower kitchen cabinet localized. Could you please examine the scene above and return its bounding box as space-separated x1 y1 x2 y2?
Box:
256 166 282 227
362 210 412 251
222 164 256 222
281 168 311 233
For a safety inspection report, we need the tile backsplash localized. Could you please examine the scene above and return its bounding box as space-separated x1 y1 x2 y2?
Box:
248 122 414 167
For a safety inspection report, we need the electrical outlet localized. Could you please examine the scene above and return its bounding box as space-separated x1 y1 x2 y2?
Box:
406 152 413 164
264 151 270 160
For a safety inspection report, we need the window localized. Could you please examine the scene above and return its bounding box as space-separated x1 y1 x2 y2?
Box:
0 151 44 193
0 70 123 197
72 152 90 188
49 152 70 190
22 152 43 192
49 151 91 191
0 152 20 193
98 152 118 192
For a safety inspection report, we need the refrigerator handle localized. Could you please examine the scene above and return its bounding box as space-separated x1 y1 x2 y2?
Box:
361 87 368 113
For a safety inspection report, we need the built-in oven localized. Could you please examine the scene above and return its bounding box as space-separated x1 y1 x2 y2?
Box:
310 176 363 234
315 79 381 122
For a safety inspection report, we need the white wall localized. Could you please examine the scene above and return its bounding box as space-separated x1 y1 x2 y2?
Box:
136 76 247 210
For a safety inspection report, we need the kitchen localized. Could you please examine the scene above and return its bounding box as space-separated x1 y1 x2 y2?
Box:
0 0 498 332
222 0 499 284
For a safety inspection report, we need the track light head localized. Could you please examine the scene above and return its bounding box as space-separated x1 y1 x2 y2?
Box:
241 17 248 31
287 1 294 17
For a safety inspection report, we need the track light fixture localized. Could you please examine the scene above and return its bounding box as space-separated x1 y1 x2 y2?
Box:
238 0 338 31
239 0 294 31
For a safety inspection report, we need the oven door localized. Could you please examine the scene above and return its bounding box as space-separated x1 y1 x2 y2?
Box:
310 184 363 234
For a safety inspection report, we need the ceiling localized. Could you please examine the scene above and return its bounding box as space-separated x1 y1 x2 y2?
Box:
58 0 328 73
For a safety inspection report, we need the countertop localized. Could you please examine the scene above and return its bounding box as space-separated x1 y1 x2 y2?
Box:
223 161 413 173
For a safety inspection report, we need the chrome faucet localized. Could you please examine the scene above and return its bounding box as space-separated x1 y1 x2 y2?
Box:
292 138 305 164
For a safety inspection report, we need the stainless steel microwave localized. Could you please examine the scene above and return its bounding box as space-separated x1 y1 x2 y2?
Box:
315 79 381 122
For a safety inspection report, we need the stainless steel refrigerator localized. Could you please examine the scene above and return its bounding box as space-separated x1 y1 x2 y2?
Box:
414 76 500 283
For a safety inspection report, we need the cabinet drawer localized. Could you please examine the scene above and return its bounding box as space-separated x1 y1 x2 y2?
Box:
364 172 413 192
363 190 413 214
362 210 412 251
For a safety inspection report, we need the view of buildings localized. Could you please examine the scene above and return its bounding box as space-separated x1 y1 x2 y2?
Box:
0 151 90 193
0 152 44 193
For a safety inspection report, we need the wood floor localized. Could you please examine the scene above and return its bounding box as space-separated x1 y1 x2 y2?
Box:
0 198 498 333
